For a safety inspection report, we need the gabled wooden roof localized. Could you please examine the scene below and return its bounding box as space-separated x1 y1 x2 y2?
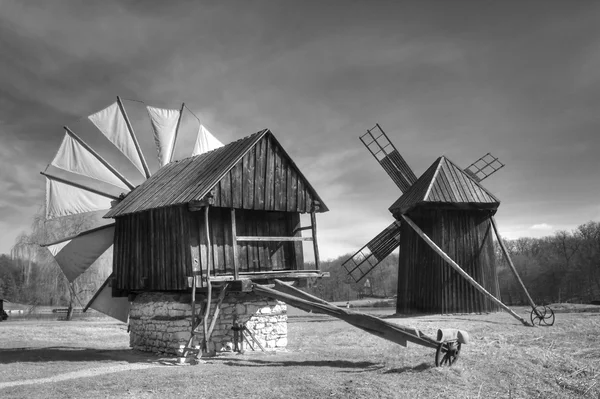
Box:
389 156 500 215
105 129 328 217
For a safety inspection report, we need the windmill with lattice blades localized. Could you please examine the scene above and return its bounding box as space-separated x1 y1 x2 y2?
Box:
40 97 224 321
342 124 553 326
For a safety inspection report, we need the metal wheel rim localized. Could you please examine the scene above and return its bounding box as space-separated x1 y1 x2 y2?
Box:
435 341 461 367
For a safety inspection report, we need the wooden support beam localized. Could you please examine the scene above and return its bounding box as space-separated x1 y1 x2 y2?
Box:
116 96 151 179
310 211 321 270
401 214 531 326
206 284 229 342
236 236 313 242
185 268 198 354
202 205 212 354
490 216 538 310
63 127 135 190
231 209 239 280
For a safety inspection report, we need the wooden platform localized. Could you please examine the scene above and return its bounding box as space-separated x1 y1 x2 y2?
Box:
208 270 329 282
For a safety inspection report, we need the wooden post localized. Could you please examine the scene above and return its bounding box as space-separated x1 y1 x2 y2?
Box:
202 205 212 353
206 283 229 342
490 217 538 310
231 208 239 280
401 214 531 326
310 208 320 270
169 102 185 163
63 127 135 190
116 96 151 179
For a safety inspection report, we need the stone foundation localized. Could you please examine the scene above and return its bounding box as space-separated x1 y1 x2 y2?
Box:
128 292 287 355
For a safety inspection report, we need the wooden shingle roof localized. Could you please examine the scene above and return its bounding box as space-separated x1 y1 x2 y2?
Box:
105 129 328 217
389 156 500 215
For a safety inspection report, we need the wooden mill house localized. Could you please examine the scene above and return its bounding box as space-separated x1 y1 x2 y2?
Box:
100 129 329 354
389 156 501 314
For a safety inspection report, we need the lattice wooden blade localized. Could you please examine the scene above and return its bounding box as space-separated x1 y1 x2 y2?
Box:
342 221 402 283
360 124 417 192
464 153 504 182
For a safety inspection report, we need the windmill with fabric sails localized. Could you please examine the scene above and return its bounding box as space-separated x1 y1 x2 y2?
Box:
40 97 223 321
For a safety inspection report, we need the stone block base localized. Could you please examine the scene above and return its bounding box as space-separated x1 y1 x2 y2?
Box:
128 292 287 355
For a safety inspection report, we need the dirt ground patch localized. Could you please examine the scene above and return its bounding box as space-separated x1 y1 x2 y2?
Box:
0 307 599 398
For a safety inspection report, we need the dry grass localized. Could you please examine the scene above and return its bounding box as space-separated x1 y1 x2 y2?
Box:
1 307 599 398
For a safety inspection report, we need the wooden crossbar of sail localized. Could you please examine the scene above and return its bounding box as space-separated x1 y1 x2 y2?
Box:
63 127 135 190
464 153 505 182
43 174 115 220
83 273 130 323
342 221 402 283
169 103 185 163
116 96 151 178
360 124 417 193
147 104 182 167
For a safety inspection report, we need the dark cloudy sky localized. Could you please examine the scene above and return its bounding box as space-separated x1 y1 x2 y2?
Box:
1 1 599 259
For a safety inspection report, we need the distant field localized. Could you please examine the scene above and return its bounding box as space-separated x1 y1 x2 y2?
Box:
1 306 599 398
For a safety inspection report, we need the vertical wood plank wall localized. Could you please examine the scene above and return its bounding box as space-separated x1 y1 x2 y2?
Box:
199 208 302 278
113 206 304 291
211 134 315 213
397 209 500 314
113 206 193 292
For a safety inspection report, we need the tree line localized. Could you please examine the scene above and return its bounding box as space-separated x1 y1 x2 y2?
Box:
2 213 599 308
306 221 600 305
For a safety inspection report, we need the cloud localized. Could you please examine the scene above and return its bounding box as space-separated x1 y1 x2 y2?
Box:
1 0 600 258
530 223 553 231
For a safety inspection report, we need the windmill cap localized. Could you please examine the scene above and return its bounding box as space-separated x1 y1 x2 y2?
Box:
389 156 500 215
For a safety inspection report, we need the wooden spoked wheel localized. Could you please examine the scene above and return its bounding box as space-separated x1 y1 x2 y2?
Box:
530 306 555 326
435 341 461 367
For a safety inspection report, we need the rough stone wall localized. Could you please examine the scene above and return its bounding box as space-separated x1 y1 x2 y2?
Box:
129 292 287 355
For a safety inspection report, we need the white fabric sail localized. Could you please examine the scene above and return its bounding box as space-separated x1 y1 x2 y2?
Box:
46 178 112 219
147 106 180 167
191 125 224 156
51 133 128 189
47 225 115 282
48 240 69 257
86 275 130 323
88 102 145 176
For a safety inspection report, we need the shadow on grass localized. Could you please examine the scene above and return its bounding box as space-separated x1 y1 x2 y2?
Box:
384 362 434 374
0 347 157 364
217 357 384 370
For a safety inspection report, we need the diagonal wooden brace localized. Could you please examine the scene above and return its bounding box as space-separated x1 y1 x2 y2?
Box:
401 214 531 327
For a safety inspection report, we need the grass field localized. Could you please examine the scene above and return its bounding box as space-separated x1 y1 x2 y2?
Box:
0 306 599 398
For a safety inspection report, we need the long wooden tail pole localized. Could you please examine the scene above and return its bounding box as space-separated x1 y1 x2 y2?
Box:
489 217 539 313
401 214 531 327
253 282 439 348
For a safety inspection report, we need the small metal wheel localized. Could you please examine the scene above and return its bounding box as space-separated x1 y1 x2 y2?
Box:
435 341 461 367
530 305 555 326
